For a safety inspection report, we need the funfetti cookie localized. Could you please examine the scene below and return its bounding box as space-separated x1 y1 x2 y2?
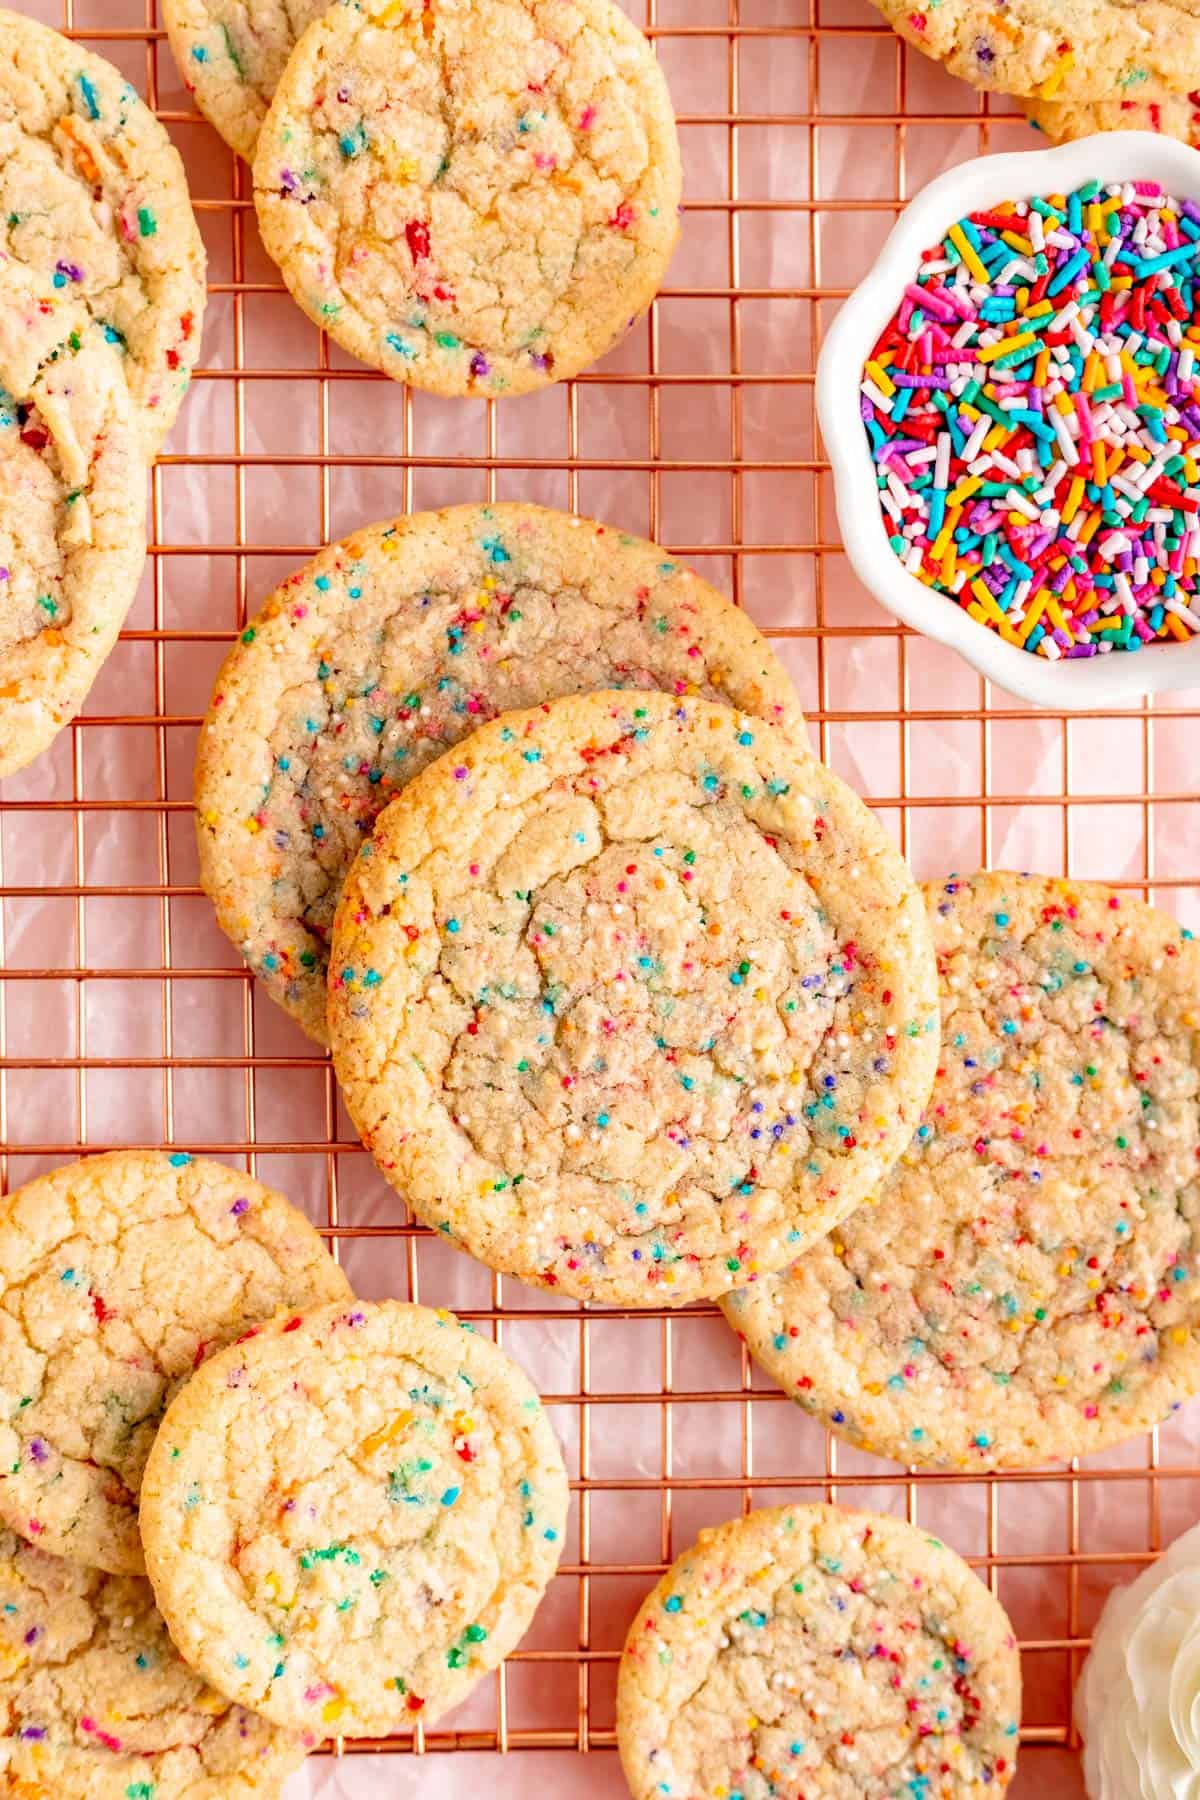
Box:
0 6 206 451
0 1529 309 1796
165 0 331 161
616 1504 1022 1800
1029 91 1200 146
328 690 940 1307
0 1150 351 1575
252 0 681 396
194 503 804 1043
722 872 1200 1471
139 1300 569 1740
0 283 147 780
874 0 1200 105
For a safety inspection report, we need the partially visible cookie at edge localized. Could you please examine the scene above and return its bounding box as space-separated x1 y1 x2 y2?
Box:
873 0 1200 105
329 690 939 1306
252 0 681 396
0 1528 310 1796
0 283 147 780
0 4 207 451
721 872 1200 1471
616 1503 1021 1800
194 502 805 1044
164 0 330 162
139 1299 568 1739
1028 90 1200 146
0 1149 351 1575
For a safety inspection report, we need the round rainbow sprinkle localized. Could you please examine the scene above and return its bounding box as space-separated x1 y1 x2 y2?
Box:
861 179 1200 660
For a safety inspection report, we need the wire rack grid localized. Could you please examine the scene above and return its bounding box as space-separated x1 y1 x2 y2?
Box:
6 0 1200 1794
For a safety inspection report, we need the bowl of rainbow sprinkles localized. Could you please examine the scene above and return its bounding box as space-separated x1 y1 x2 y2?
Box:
817 132 1200 708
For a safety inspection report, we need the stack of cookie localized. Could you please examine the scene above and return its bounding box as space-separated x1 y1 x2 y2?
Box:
194 501 942 1306
0 9 206 777
166 0 682 399
0 1149 570 1788
869 0 1200 147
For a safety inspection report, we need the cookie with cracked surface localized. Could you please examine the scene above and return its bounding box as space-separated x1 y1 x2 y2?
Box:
616 1503 1021 1800
0 6 206 452
0 1149 351 1576
328 690 940 1306
252 0 681 397
0 282 147 780
194 502 804 1045
721 872 1200 1471
139 1299 569 1740
0 1529 309 1797
164 0 330 162
1029 91 1200 145
875 0 1200 105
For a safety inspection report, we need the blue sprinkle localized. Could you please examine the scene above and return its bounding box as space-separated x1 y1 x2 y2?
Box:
77 73 101 120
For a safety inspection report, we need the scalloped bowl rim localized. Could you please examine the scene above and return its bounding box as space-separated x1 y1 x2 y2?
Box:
815 131 1200 709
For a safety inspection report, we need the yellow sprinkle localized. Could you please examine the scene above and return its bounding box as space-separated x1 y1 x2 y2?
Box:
948 222 989 284
1036 49 1075 99
1061 477 1086 524
865 358 896 399
359 1411 415 1458
977 331 1037 364
947 473 983 507
931 509 960 560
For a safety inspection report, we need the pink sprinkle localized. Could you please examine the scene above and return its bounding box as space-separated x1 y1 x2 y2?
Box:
579 105 596 128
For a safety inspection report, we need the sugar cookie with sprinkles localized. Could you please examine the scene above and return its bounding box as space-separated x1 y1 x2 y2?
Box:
0 1528 309 1797
1029 92 1200 146
0 283 147 780
0 1150 351 1576
164 0 330 162
616 1503 1022 1800
721 872 1200 1471
328 690 939 1306
252 0 681 397
195 503 804 1044
139 1300 569 1739
873 0 1200 102
0 5 206 451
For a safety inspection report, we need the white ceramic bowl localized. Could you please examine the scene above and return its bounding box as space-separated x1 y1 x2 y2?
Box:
816 131 1200 709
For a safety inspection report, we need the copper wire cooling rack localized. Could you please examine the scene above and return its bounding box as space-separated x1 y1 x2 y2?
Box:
7 2 1200 1793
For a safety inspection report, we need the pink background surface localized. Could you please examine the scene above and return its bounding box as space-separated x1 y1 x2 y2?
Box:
11 1 1200 1795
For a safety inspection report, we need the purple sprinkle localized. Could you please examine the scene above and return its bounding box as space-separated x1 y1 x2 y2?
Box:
280 168 297 193
29 1440 48 1465
55 259 83 282
23 1627 39 1645
19 1728 46 1741
470 352 490 377
230 1196 250 1217
453 766 468 780
974 37 995 62
345 1310 366 1326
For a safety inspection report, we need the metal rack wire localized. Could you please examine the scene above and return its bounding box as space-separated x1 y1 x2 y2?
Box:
6 1 1199 1792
